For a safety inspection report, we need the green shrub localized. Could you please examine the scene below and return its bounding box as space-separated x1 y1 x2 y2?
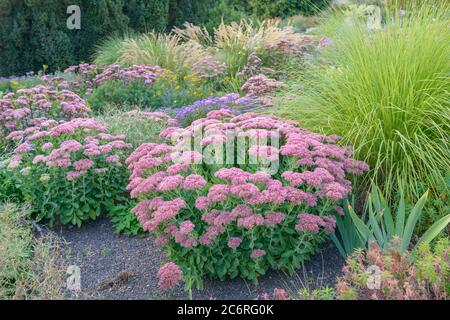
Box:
0 0 197 77
125 0 170 32
168 0 218 29
199 1 249 32
0 0 129 76
296 1 450 204
107 200 145 236
248 0 331 18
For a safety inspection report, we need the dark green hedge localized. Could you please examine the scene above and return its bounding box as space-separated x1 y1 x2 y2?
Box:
0 0 168 76
0 0 329 77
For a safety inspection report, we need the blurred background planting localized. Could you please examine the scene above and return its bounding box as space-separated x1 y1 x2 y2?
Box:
0 0 329 77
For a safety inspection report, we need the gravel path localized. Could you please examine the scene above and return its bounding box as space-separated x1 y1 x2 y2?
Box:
58 217 344 300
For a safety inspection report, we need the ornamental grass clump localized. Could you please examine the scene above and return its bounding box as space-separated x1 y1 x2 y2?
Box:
42 63 98 96
0 85 88 137
126 111 368 289
4 118 132 226
299 1 450 201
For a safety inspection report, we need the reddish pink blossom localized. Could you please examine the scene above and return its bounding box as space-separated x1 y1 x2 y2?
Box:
179 220 195 235
228 237 242 249
157 262 182 290
251 249 266 259
73 159 93 171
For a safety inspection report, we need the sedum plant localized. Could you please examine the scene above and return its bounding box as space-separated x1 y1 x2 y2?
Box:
0 85 87 138
336 238 450 300
126 111 368 290
4 118 132 226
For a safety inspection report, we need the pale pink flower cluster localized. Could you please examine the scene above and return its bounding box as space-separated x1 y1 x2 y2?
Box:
93 64 162 86
157 262 182 290
264 212 285 227
248 145 280 162
126 145 208 198
251 249 266 259
227 237 242 249
241 74 286 97
64 63 97 76
273 288 289 300
266 35 319 59
295 213 336 234
237 53 262 78
191 54 226 78
41 63 98 95
132 197 186 232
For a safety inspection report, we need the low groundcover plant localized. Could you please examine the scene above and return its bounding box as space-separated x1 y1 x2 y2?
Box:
126 110 369 290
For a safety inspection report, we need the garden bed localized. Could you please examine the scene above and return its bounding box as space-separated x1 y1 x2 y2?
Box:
1 1 448 301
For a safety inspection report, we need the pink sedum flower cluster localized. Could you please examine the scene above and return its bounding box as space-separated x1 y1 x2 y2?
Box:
42 63 98 96
123 110 179 127
9 118 131 181
295 213 336 234
190 54 226 79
